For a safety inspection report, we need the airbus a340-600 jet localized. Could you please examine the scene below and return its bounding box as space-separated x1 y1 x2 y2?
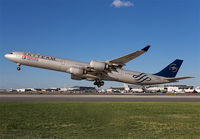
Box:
5 45 193 87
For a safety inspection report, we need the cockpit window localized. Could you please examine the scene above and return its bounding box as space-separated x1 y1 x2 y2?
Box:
9 52 13 54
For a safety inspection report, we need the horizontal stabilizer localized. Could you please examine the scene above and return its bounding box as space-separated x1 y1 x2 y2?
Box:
166 76 194 82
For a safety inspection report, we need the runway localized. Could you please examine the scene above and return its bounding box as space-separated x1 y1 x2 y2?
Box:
0 95 200 102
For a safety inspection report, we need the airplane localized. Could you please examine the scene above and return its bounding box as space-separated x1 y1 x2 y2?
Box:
123 84 143 93
123 84 132 91
4 45 193 88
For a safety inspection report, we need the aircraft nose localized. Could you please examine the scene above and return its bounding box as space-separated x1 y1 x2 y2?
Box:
4 54 10 59
4 53 17 62
4 54 13 60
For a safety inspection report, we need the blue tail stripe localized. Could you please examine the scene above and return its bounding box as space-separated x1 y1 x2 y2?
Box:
154 59 183 78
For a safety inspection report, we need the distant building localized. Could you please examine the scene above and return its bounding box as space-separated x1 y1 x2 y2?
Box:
164 85 194 93
131 88 143 93
34 88 42 91
72 86 96 91
0 89 7 92
41 88 60 92
67 87 80 91
164 85 193 89
107 87 124 93
147 86 166 93
16 88 31 92
97 89 106 93
8 89 17 92
59 88 68 92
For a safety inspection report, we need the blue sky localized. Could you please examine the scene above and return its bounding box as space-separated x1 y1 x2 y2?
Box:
0 0 199 89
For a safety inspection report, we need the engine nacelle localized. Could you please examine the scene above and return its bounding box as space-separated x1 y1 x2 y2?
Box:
71 74 82 80
69 67 86 76
86 78 95 81
90 60 109 71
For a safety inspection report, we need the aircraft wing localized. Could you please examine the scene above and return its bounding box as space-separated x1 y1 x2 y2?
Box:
166 76 194 82
107 45 150 66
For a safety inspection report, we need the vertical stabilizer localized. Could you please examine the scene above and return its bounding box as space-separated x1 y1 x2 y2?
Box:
154 59 183 78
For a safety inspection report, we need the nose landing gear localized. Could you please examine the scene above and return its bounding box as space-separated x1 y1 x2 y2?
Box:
17 63 21 71
94 80 104 88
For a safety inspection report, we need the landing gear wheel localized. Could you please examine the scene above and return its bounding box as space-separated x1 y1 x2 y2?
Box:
17 67 21 71
100 81 104 86
94 80 104 88
17 63 21 71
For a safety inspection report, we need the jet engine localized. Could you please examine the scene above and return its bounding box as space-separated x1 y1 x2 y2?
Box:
90 60 109 71
86 78 95 81
69 67 86 76
71 74 82 80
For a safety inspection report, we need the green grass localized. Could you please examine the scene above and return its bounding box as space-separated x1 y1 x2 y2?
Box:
0 102 200 138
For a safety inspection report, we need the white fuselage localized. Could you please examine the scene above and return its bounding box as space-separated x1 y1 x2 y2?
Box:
5 51 170 85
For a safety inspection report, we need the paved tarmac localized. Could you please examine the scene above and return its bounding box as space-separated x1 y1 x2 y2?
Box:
0 95 200 102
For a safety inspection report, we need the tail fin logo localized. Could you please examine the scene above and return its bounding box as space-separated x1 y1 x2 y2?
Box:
169 64 178 72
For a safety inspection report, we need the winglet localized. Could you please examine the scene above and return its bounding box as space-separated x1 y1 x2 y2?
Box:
142 45 150 52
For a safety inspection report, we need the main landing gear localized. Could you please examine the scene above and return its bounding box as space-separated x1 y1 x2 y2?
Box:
17 63 21 71
94 80 104 88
